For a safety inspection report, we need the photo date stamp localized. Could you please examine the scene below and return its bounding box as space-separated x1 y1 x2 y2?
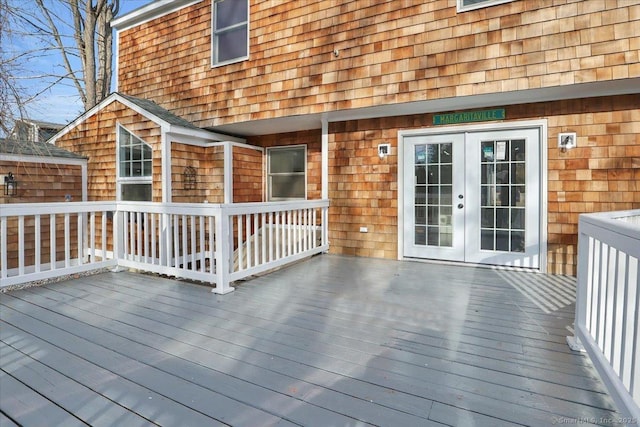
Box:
551 416 638 425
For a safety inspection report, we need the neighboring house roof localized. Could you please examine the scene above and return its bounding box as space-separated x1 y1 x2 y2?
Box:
0 138 87 160
10 119 65 143
48 92 244 145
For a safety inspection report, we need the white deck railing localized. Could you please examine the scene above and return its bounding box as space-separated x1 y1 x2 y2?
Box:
569 209 640 422
0 200 329 294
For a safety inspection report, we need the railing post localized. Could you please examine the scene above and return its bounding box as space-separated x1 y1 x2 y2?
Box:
567 221 589 352
112 207 126 272
213 207 234 294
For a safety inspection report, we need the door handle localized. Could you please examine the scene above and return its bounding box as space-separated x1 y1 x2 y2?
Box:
458 203 464 209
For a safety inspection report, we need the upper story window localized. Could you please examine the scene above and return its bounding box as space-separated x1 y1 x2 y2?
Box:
212 0 249 67
267 146 306 201
118 125 152 201
457 0 514 12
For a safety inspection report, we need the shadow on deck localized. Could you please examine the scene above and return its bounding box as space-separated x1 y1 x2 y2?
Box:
0 255 624 426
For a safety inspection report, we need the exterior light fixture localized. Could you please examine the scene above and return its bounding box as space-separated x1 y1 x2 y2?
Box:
558 132 577 152
378 143 391 159
4 172 18 196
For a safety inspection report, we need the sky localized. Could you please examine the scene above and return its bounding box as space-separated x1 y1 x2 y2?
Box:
13 0 154 126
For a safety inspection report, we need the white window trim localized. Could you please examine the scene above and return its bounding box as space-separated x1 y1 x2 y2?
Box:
211 0 250 68
267 144 307 201
116 123 153 201
457 0 514 12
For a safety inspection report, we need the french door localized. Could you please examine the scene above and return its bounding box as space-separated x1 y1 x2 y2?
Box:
403 128 541 268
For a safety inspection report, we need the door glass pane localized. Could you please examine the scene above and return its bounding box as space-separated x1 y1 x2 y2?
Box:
415 186 426 205
414 143 454 248
428 165 439 184
440 143 452 163
479 138 526 253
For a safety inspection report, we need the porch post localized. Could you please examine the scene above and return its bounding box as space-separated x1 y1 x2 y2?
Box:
162 132 172 203
223 141 233 204
321 116 329 200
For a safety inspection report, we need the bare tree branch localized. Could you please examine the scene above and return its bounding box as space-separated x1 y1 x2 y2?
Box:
35 0 86 107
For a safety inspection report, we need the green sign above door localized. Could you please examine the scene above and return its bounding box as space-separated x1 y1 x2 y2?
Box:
433 109 505 125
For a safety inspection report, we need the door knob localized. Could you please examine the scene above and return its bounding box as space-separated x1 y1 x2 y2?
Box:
458 203 464 209
458 194 464 199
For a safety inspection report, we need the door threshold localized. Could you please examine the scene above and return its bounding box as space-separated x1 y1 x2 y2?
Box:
402 257 542 273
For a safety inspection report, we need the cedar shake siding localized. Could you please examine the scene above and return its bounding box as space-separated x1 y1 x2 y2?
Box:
117 1 639 128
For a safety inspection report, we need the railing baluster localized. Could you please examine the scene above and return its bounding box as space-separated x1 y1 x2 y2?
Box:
209 216 215 274
151 213 157 265
275 211 280 260
64 213 71 268
199 216 205 272
246 214 252 268
35 215 41 273
50 214 56 270
261 212 266 265
173 215 180 268
237 214 244 271
89 212 96 263
268 212 274 263
101 211 107 261
312 208 317 248
77 212 84 265
18 216 25 275
254 213 259 266
0 216 7 279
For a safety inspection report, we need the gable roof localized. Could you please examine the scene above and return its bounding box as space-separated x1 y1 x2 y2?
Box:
118 93 202 131
0 138 86 160
48 92 244 145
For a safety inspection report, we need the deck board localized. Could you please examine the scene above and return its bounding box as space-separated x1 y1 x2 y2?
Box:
0 254 625 426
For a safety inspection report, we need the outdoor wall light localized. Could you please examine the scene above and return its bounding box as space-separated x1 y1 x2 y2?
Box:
4 172 17 196
558 132 577 152
378 143 391 159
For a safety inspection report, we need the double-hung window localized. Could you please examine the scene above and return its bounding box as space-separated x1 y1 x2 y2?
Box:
267 146 306 201
212 0 249 66
118 125 152 201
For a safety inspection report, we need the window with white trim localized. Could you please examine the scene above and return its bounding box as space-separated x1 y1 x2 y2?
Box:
118 125 152 201
267 146 306 201
212 0 249 66
457 0 514 12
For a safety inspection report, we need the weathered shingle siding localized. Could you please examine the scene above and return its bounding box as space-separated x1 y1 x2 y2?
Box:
118 0 639 128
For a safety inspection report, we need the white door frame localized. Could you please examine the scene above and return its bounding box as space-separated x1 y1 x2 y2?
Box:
397 119 548 272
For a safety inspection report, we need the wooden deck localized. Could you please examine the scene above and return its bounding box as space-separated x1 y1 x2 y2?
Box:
0 255 624 426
